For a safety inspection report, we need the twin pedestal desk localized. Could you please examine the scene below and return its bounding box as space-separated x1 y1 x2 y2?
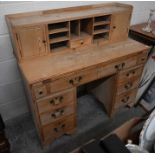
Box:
6 3 150 145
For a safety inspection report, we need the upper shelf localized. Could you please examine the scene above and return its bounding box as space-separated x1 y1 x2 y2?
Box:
8 3 133 27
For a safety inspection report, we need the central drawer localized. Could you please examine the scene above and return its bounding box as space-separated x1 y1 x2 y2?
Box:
32 67 98 99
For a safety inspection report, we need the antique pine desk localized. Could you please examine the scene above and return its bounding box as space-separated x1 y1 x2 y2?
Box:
6 3 150 145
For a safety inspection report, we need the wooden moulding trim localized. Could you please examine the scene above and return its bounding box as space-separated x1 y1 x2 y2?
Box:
5 2 132 20
5 3 133 27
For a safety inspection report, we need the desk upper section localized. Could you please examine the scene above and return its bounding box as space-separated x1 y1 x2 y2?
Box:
6 3 133 62
7 3 132 27
19 39 149 84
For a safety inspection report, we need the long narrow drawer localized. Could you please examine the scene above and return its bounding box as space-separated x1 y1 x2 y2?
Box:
37 88 76 114
70 36 92 49
99 56 138 78
114 89 137 109
42 115 76 143
116 76 140 95
32 72 76 99
117 65 144 83
49 67 98 94
32 67 98 99
40 104 75 126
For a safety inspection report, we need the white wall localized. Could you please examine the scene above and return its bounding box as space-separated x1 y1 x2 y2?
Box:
0 1 155 121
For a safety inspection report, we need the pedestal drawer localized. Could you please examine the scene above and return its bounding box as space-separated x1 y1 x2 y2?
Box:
99 56 138 78
42 114 76 143
137 50 148 65
117 65 144 83
116 76 140 95
40 104 75 126
37 88 76 114
114 89 137 109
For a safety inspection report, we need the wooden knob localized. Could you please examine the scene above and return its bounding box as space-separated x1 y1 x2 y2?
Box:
124 82 133 89
39 91 43 95
121 96 129 103
42 40 46 43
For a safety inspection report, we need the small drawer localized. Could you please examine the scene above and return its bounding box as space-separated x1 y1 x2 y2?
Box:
68 67 98 86
42 115 76 143
40 105 75 126
117 65 144 83
70 37 92 49
32 82 47 99
137 51 148 65
114 89 137 109
99 56 137 78
37 88 76 114
117 77 140 95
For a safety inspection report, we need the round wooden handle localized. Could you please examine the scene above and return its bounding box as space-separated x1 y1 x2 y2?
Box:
124 82 133 89
121 96 129 103
50 96 63 105
69 76 82 85
51 109 64 118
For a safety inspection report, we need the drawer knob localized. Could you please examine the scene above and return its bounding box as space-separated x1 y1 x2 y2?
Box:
124 82 133 89
39 91 43 95
53 124 65 132
69 76 82 85
50 96 63 105
81 41 84 45
141 58 145 61
126 70 136 77
121 62 125 68
115 63 125 71
121 96 130 103
51 109 64 118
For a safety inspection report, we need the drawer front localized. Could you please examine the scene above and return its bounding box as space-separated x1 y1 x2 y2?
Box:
32 67 98 99
37 88 76 114
70 37 92 49
117 65 144 83
117 76 140 95
32 83 47 99
42 115 76 142
40 105 75 126
114 89 137 109
50 67 98 94
68 67 98 86
137 51 148 65
99 56 137 78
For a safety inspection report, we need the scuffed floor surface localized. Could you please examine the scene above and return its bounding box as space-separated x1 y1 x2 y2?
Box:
5 94 146 152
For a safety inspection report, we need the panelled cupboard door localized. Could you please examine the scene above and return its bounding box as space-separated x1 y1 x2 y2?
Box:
110 12 131 43
16 26 47 59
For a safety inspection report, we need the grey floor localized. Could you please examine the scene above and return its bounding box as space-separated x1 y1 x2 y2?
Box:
5 94 146 153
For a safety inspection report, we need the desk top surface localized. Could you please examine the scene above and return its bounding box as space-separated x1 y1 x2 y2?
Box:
19 39 149 84
130 21 155 41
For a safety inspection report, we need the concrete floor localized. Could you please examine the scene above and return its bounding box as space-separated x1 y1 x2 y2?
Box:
5 94 146 153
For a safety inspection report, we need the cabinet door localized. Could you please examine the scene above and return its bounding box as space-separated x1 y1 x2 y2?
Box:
16 26 47 59
110 11 131 43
